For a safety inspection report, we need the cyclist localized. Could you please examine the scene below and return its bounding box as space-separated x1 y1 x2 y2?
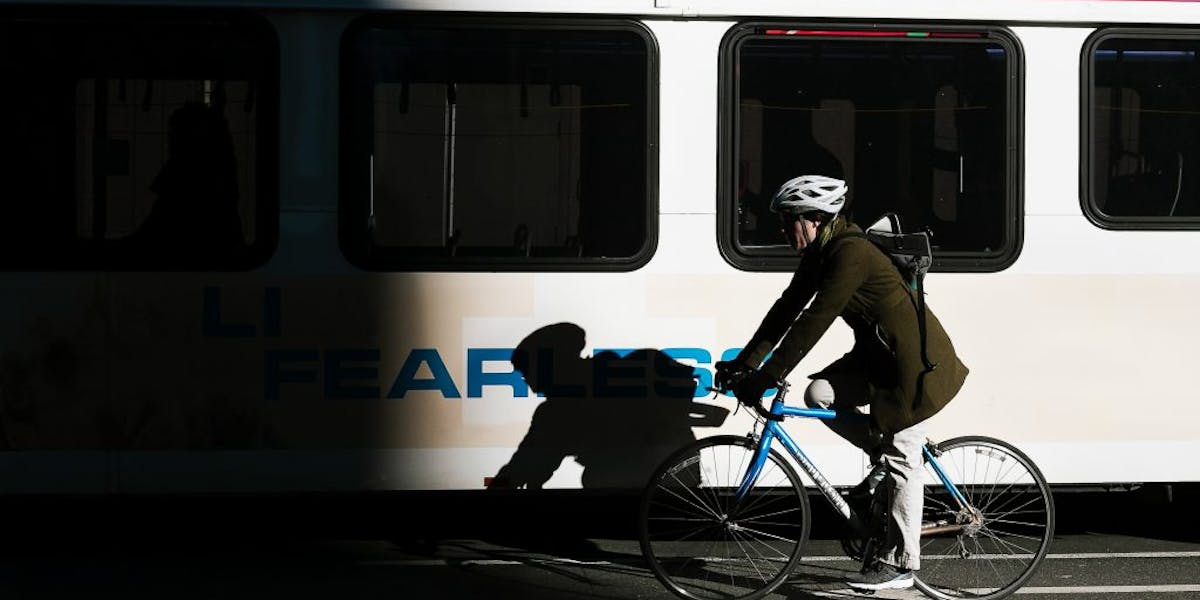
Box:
715 174 969 592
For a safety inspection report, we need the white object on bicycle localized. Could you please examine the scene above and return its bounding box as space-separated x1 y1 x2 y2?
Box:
770 174 847 215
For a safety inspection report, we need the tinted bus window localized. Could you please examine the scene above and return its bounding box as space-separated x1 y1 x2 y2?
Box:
1085 31 1200 228
0 9 278 270
341 19 656 271
721 26 1021 271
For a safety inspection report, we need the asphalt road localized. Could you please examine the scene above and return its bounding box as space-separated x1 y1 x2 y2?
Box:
0 486 1196 599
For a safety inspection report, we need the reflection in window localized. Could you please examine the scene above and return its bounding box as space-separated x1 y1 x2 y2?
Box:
341 22 653 269
76 81 256 251
0 11 276 269
1089 37 1200 222
728 29 1017 267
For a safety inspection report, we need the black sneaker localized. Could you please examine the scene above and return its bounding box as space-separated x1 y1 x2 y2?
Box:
847 563 915 591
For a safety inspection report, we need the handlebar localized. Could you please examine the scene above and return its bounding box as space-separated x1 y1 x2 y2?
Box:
707 380 789 422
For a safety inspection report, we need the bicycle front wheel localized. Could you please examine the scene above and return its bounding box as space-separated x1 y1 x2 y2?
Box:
916 436 1055 600
639 435 811 600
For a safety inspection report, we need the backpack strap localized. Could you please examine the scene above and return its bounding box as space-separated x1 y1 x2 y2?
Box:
912 273 938 411
913 276 937 368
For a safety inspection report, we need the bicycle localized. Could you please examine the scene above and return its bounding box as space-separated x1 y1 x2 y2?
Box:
638 380 1055 600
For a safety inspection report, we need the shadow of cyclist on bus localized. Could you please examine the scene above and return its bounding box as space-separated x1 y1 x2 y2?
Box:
487 322 729 492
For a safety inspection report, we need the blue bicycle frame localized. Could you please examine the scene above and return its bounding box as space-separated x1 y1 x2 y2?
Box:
732 389 970 529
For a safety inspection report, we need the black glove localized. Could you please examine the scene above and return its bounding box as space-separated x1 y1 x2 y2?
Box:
733 369 778 409
713 360 745 390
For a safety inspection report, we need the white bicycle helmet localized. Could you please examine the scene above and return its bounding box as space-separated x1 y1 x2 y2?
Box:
770 175 847 216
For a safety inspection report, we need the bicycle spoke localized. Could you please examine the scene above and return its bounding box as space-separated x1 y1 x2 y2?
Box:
980 458 1019 509
662 474 724 519
979 529 1034 564
734 524 800 546
737 505 805 523
658 532 719 583
924 491 960 514
653 521 722 543
733 466 792 516
650 515 727 523
736 519 804 529
722 522 735 591
728 530 769 583
973 535 1000 593
649 496 718 523
985 517 1048 530
986 494 1046 526
980 525 1043 547
729 528 791 563
741 534 792 563
700 446 735 515
979 532 1027 587
979 481 1035 517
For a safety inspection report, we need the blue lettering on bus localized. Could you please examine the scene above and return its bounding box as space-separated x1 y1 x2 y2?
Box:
203 286 282 338
264 349 319 400
325 349 381 399
467 348 528 397
663 347 713 398
261 346 763 401
206 287 764 402
388 349 462 399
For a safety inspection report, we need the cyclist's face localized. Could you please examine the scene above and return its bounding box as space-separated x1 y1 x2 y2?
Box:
784 215 820 252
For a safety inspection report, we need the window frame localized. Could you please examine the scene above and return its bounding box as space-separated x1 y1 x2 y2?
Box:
717 22 1025 273
0 7 280 272
1081 27 1200 231
338 15 660 273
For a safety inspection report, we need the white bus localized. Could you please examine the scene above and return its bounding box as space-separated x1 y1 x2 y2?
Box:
1 0 1197 494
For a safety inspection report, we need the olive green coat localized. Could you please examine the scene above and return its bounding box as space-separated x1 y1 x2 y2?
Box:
736 219 968 434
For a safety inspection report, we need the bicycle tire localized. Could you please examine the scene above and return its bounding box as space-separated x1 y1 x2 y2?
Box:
915 436 1055 600
639 435 811 600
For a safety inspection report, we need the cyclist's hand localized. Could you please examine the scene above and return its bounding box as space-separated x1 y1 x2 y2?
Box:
714 360 746 390
733 369 778 408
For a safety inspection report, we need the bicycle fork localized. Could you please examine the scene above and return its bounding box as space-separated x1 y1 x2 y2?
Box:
733 427 776 503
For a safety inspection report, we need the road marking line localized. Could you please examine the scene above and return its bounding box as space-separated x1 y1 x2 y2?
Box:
362 558 624 566
1047 551 1200 559
1014 584 1200 594
805 551 1200 562
364 550 1200 567
739 585 1200 599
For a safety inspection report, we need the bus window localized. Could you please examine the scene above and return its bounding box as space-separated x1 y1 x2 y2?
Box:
720 25 1022 271
1085 31 1200 228
340 18 656 271
0 9 278 270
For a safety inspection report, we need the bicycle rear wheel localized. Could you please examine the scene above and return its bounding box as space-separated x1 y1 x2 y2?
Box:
639 435 810 600
915 436 1055 600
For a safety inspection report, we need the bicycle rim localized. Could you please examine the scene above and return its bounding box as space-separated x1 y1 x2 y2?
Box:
639 435 810 600
915 436 1056 600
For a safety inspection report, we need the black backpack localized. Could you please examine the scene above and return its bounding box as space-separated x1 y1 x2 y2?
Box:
847 213 938 384
860 213 932 293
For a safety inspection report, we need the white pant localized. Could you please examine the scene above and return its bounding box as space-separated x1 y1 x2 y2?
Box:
806 378 924 570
